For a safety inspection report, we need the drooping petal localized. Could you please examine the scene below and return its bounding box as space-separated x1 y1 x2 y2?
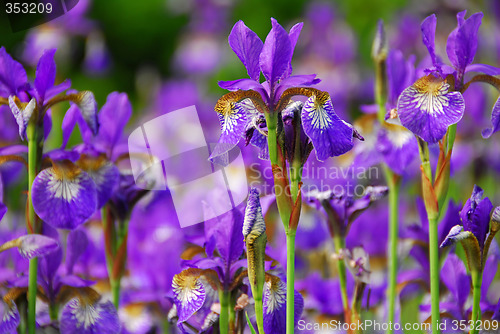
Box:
46 79 71 100
210 102 248 159
263 277 303 334
0 300 19 334
482 95 500 138
376 123 418 175
397 75 465 143
218 79 268 103
60 297 120 334
301 93 354 161
34 49 57 104
72 91 99 135
31 161 98 229
76 155 120 208
0 47 28 96
440 225 469 248
454 12 483 72
260 18 292 88
228 21 263 82
420 14 441 73
9 96 36 140
65 229 88 274
460 185 492 250
172 269 208 322
18 234 59 259
466 63 500 75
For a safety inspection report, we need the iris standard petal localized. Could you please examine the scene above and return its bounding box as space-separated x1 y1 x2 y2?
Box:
460 185 492 250
454 12 483 71
31 161 98 229
260 18 292 88
421 14 441 72
301 93 354 161
397 75 465 143
0 47 28 96
376 124 418 175
34 49 57 103
60 297 120 334
65 229 89 274
228 21 263 82
9 96 35 140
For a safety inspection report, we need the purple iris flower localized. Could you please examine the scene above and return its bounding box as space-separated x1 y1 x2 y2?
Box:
213 19 358 162
441 185 492 251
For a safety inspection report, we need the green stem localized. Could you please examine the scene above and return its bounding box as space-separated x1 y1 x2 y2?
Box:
428 215 441 334
374 59 387 124
254 294 265 334
27 118 42 334
219 290 230 334
333 235 350 319
264 112 278 165
470 270 482 334
49 303 58 322
111 278 120 309
286 231 296 334
384 167 400 334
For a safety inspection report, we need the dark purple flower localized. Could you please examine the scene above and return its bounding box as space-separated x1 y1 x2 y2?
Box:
397 74 465 143
459 185 492 250
31 160 98 230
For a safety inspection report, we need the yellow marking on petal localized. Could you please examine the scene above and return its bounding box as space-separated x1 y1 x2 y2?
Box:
76 154 108 172
51 160 82 181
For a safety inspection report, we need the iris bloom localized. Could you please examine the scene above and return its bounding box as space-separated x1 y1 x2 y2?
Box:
441 185 496 272
397 11 500 143
212 19 359 162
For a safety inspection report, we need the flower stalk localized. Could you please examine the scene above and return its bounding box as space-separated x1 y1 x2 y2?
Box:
470 270 482 334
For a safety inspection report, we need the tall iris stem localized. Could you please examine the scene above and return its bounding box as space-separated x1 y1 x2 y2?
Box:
27 119 42 334
264 110 297 334
470 270 483 334
219 290 230 334
333 234 350 322
384 166 400 333
428 216 440 333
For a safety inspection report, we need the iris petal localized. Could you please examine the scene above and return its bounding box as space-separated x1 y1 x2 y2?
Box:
0 300 19 334
172 269 208 322
32 162 98 229
301 94 354 161
397 75 465 143
9 96 35 140
210 102 248 160
263 277 303 334
60 297 120 334
77 156 119 209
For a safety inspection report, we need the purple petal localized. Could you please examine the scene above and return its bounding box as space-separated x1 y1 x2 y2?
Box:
421 14 441 73
96 92 132 155
45 79 71 100
440 225 470 248
59 275 95 287
31 163 98 230
61 105 80 148
260 18 292 88
249 129 269 160
387 50 416 106
60 298 120 334
17 234 59 259
0 47 28 96
376 125 418 175
284 22 303 77
243 188 266 238
34 49 57 104
440 253 470 307
218 79 268 103
397 75 465 143
74 91 99 135
9 97 35 140
43 109 52 140
482 256 498 299
482 95 500 138
274 74 320 101
40 247 63 284
172 270 207 322
0 300 20 333
228 21 263 82
460 185 492 250
210 102 248 160
65 229 88 274
466 63 500 75
205 204 244 267
455 12 483 71
301 95 354 161
263 278 303 334
77 156 119 208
